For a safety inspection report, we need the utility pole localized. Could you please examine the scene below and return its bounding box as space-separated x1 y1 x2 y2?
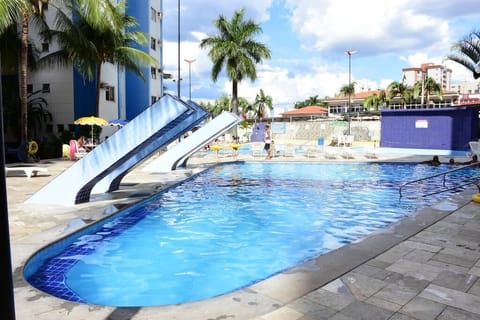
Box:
345 50 357 135
177 0 181 97
184 59 196 100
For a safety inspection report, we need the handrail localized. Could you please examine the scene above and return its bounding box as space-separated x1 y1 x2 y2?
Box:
399 162 480 198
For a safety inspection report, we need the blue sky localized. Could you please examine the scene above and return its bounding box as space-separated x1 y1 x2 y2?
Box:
161 0 480 112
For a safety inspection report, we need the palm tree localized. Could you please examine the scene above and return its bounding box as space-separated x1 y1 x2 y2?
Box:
1 0 48 142
363 90 387 111
387 81 410 108
251 89 273 120
41 0 157 116
413 77 443 106
200 8 271 116
0 0 24 33
304 95 322 106
339 83 356 98
201 95 231 117
447 30 480 79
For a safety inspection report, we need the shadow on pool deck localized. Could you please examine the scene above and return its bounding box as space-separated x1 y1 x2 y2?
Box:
7 151 480 320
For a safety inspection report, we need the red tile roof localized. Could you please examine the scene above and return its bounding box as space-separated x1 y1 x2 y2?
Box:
281 105 328 116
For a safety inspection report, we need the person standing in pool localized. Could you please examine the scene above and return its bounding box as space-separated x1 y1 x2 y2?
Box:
264 124 272 159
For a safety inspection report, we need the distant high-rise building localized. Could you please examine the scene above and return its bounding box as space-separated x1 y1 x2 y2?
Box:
402 63 452 90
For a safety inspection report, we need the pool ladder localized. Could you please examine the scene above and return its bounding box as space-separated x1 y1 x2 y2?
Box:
399 163 480 198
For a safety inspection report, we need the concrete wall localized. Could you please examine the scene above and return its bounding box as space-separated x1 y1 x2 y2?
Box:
244 119 381 144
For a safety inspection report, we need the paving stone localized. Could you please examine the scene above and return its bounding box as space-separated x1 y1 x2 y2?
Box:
375 245 415 264
372 276 429 305
431 252 477 268
353 264 393 281
303 289 355 311
288 297 337 317
388 314 418 320
467 278 480 297
325 313 356 320
399 296 445 320
402 240 442 253
420 284 480 315
386 259 445 281
426 259 470 274
337 300 393 320
403 248 436 263
470 266 480 277
259 306 304 320
340 272 386 300
432 270 477 292
365 296 402 312
437 306 480 320
366 258 391 269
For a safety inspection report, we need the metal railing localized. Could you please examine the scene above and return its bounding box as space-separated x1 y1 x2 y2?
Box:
399 163 480 198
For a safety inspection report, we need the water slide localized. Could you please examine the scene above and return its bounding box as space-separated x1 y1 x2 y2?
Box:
27 94 209 205
91 99 208 194
142 111 243 173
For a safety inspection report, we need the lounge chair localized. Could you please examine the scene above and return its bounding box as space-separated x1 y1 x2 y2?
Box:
470 141 480 157
284 144 296 157
324 147 338 159
5 166 48 178
306 146 320 158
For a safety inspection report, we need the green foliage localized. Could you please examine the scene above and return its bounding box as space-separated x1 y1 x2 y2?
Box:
200 8 271 115
447 30 480 79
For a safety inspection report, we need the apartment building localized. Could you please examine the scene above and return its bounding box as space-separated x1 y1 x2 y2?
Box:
402 62 452 90
28 0 163 138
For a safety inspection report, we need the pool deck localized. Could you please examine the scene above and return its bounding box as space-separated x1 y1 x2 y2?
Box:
7 146 480 320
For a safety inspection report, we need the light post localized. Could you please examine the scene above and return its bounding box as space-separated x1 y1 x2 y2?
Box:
184 59 196 100
177 0 181 97
345 50 357 135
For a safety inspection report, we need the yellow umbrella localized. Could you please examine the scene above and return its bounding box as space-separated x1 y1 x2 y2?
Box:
74 116 109 142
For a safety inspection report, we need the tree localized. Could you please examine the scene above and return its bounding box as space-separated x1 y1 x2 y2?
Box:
413 77 443 106
1 0 49 142
0 0 24 33
41 0 157 116
251 89 273 120
304 95 322 106
200 8 271 116
201 95 231 117
339 82 356 98
387 81 410 107
447 30 480 79
363 91 387 111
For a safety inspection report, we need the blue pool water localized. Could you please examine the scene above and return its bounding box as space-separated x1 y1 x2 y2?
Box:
25 162 477 307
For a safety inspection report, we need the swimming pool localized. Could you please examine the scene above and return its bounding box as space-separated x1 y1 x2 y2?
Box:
24 162 477 307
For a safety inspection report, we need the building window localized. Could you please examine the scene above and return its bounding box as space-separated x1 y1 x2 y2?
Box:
105 86 115 101
151 7 157 22
42 42 49 52
57 124 64 132
46 124 53 133
68 124 75 132
151 96 157 105
150 37 156 50
27 84 33 94
151 67 157 79
42 83 50 93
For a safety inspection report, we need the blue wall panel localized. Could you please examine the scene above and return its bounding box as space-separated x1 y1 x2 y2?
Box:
380 106 480 151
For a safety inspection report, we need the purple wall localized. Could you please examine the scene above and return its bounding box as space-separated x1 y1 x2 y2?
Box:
251 122 266 142
380 106 480 151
